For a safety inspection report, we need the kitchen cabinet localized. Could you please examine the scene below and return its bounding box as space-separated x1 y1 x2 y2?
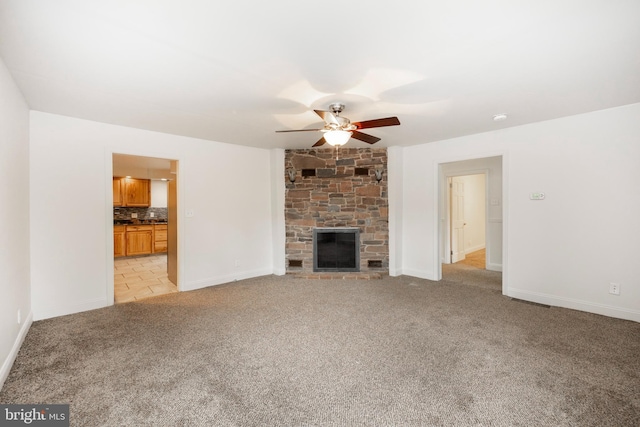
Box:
125 225 153 256
113 178 123 206
113 177 151 207
154 224 168 253
114 223 167 257
114 225 126 257
123 178 151 207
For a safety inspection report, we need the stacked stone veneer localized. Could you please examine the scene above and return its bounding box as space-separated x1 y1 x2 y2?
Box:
285 148 388 275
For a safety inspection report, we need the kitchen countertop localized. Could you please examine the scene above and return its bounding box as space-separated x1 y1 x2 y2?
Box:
114 220 167 225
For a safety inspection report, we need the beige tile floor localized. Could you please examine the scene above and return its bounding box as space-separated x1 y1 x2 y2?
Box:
114 254 177 303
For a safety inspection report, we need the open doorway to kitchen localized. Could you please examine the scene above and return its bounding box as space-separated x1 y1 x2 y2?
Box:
112 154 179 303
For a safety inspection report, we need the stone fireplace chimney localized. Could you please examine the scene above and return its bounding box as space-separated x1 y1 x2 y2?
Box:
285 148 388 278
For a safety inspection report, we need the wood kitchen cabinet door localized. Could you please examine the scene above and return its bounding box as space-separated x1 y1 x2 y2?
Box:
123 178 151 207
126 225 153 256
113 225 126 257
113 177 123 206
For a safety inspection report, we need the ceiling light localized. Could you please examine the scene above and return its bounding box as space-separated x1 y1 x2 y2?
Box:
493 113 508 122
323 130 352 146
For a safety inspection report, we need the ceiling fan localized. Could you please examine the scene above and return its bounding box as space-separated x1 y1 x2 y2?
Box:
276 103 400 147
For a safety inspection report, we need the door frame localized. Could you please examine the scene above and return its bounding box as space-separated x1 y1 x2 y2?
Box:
444 171 488 266
105 149 184 306
433 153 508 295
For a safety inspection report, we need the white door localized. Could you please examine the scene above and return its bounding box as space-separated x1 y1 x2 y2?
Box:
450 178 466 263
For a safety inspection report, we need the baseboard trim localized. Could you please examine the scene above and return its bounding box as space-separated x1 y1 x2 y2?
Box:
272 267 286 276
34 297 108 321
0 310 33 390
401 268 436 281
183 268 274 292
507 288 640 323
487 263 502 272
465 245 485 254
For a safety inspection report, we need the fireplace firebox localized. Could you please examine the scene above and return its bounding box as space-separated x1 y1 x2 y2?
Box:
313 228 360 272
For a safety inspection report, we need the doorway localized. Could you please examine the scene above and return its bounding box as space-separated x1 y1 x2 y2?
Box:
447 174 487 267
112 154 179 303
438 156 503 287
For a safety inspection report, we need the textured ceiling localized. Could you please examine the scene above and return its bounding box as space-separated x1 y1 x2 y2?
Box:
1 0 639 149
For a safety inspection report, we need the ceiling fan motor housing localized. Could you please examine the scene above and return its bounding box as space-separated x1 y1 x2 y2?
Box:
329 103 346 114
326 116 353 131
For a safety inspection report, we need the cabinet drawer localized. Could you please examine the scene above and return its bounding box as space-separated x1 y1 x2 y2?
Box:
126 225 153 232
154 229 167 241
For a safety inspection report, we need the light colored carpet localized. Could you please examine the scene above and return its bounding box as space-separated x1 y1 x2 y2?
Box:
1 273 639 426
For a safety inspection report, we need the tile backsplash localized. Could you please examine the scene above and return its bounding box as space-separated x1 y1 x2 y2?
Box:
114 207 168 221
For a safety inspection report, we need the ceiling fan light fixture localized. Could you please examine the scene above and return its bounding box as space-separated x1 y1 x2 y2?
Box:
323 130 352 146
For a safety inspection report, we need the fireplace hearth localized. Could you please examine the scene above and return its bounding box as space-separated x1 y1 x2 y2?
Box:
313 228 360 272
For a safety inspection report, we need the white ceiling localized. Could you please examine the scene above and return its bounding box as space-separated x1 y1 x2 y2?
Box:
1 0 639 150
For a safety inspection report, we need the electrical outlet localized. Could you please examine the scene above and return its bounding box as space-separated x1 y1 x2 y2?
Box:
235 260 240 267
150 212 154 218
609 283 620 295
186 209 194 218
131 213 138 219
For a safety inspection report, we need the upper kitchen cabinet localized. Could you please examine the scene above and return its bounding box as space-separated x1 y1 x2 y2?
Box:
113 177 123 206
124 178 151 207
113 177 151 207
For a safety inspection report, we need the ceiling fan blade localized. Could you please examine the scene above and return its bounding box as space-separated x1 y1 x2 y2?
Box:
352 116 400 129
314 109 339 125
351 130 381 144
312 137 327 147
275 128 323 133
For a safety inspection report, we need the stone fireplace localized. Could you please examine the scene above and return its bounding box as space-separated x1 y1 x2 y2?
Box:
285 148 388 277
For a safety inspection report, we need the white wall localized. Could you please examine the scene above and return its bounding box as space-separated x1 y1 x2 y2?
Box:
150 180 168 208
400 103 640 322
270 149 285 275
30 112 275 320
0 58 32 389
387 146 404 276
